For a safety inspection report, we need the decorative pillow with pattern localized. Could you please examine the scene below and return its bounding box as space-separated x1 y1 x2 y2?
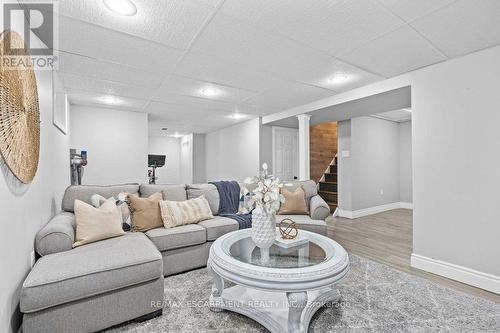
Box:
159 195 213 228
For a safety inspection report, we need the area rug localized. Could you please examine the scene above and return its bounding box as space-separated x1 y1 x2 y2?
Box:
106 254 500 332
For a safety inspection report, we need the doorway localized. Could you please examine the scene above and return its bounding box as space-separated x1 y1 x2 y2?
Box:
272 126 298 181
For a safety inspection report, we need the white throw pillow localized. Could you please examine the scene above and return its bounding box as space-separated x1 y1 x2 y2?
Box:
90 193 131 226
159 195 213 228
73 198 125 247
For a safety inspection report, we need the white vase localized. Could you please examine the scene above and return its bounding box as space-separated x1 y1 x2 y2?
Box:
251 207 276 251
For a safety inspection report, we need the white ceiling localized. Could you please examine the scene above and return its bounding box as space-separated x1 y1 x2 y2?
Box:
373 109 412 122
56 0 500 136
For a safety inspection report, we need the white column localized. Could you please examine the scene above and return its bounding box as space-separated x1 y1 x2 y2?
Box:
297 114 311 180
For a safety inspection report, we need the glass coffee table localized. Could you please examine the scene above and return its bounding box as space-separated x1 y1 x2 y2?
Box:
207 228 349 333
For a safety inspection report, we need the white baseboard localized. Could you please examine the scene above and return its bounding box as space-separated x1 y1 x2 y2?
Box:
399 202 413 209
411 253 500 294
337 202 413 219
332 207 339 217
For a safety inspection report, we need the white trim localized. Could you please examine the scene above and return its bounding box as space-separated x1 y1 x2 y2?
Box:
399 202 413 209
297 114 311 181
411 254 500 294
332 207 339 217
337 202 413 219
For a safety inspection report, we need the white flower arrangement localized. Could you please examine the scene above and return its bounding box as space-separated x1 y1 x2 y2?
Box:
243 163 285 214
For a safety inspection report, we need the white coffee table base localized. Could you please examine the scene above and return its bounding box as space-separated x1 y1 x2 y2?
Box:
207 229 349 333
208 264 341 333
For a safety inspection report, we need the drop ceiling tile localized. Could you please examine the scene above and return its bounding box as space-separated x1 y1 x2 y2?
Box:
244 82 335 111
191 0 223 9
174 52 284 93
58 51 165 88
151 93 234 111
147 96 264 117
191 13 355 83
376 0 457 22
149 113 250 134
67 90 149 111
59 72 154 100
220 0 405 56
152 75 257 104
411 0 500 58
339 25 447 77
145 100 229 116
58 16 184 74
58 0 213 49
294 58 385 93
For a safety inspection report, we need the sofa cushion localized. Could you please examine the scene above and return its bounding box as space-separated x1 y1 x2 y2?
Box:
198 216 239 241
35 212 75 256
275 215 327 236
186 184 220 215
140 184 186 201
145 224 206 251
21 233 162 313
62 184 140 212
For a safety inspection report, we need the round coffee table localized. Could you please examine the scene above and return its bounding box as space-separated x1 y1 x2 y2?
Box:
207 228 349 333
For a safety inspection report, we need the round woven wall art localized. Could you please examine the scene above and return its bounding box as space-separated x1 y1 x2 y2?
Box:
0 30 40 184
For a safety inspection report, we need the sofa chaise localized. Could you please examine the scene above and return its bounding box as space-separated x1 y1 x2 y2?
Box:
20 180 330 333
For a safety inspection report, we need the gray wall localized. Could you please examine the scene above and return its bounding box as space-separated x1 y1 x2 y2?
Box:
148 136 181 184
411 46 500 276
399 121 412 203
351 117 401 210
192 133 206 183
70 106 149 184
205 118 261 181
259 122 273 172
338 117 412 211
333 45 500 279
0 11 70 332
337 120 353 211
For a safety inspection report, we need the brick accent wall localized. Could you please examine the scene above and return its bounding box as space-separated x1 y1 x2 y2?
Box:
310 122 337 183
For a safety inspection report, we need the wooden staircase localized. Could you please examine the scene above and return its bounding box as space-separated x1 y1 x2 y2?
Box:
318 163 338 212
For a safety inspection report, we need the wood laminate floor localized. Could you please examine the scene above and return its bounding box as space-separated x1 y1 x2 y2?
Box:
326 209 500 303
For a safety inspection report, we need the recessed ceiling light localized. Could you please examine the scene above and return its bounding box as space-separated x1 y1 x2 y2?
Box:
98 95 122 105
169 132 183 138
103 0 137 16
200 87 218 97
328 73 348 84
227 113 246 120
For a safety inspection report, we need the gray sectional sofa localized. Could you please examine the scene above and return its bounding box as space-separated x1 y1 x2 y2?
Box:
21 180 330 333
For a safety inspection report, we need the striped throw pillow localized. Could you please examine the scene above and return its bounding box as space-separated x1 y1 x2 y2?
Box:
159 195 214 228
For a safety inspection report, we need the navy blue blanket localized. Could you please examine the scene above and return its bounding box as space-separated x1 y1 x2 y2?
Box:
210 181 252 229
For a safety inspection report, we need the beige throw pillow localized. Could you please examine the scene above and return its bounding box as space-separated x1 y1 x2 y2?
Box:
127 192 163 232
160 195 213 228
278 186 309 215
73 199 125 247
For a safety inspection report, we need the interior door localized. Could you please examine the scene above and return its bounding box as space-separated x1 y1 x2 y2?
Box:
272 127 299 181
